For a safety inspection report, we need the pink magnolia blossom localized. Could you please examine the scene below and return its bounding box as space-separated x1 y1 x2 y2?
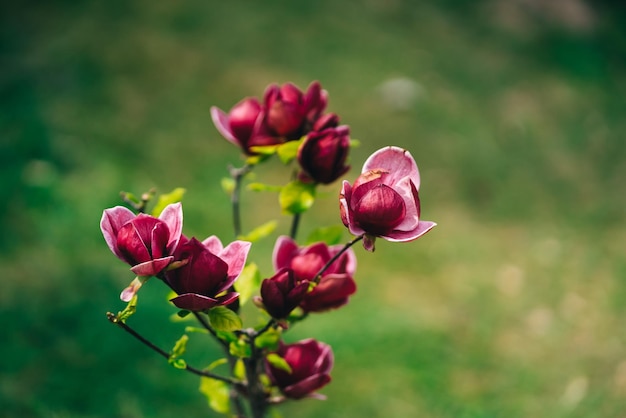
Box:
164 236 251 311
100 203 183 277
340 146 436 251
272 236 356 312
211 97 277 155
265 339 333 399
264 81 328 140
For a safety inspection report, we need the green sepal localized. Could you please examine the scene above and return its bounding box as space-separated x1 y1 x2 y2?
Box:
266 353 292 374
116 295 138 323
276 138 304 164
229 337 252 358
151 187 186 217
236 263 262 306
306 225 345 245
279 180 316 215
238 220 278 242
168 334 189 369
199 377 230 415
208 306 243 332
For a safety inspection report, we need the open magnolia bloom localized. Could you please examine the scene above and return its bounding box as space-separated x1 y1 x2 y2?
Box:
100 203 183 276
164 236 251 311
340 146 436 251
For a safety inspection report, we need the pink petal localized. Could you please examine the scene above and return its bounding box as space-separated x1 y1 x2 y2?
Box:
283 374 331 399
130 256 173 276
219 240 252 279
100 206 136 260
362 146 420 189
210 106 239 146
202 235 224 254
382 220 437 242
272 236 298 271
159 203 183 252
339 181 366 237
391 177 420 232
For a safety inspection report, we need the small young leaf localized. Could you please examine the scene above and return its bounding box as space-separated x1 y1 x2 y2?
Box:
254 326 281 350
206 358 229 371
116 295 138 323
199 377 230 414
279 180 316 215
238 220 278 242
306 225 345 245
151 187 186 217
266 353 292 374
170 358 187 369
236 263 261 306
221 177 236 196
229 338 252 358
247 182 282 192
169 334 189 360
208 306 243 332
233 358 246 380
249 144 280 155
276 138 304 164
184 326 209 334
215 330 239 344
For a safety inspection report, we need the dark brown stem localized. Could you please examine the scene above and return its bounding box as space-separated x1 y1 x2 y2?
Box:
229 164 253 237
313 234 364 283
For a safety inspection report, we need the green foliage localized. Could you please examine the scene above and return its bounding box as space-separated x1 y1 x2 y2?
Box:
116 295 138 323
168 334 189 370
306 225 345 245
229 337 251 358
265 353 292 374
238 220 278 242
254 327 281 351
276 138 304 164
208 307 243 332
199 377 230 415
279 180 316 215
236 263 262 306
151 188 186 217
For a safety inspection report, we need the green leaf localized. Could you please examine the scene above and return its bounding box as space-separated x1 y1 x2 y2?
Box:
306 225 345 245
184 326 209 334
279 180 316 215
208 306 243 332
233 358 246 380
266 353 292 374
229 337 251 358
168 334 189 369
199 377 230 415
206 358 229 371
276 138 304 164
235 263 261 306
215 330 239 344
238 220 278 242
151 187 186 217
349 138 361 148
116 295 138 323
254 326 281 351
249 144 280 155
247 182 282 192
221 177 236 196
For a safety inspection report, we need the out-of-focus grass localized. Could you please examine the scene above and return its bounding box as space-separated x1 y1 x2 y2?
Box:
1 0 625 417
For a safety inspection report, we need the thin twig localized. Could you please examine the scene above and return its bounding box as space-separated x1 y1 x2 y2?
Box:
313 234 364 283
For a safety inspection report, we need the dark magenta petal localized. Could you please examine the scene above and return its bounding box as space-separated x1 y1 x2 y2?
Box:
282 374 331 399
170 293 220 311
353 184 406 235
272 236 299 271
298 126 351 184
300 274 356 313
130 257 173 276
229 98 262 142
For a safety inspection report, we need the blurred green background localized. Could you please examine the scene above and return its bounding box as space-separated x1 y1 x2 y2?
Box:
2 0 625 417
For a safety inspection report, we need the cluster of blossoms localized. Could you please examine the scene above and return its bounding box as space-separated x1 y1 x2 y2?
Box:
101 81 435 417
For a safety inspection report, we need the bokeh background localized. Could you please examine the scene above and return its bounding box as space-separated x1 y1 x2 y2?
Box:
2 0 625 417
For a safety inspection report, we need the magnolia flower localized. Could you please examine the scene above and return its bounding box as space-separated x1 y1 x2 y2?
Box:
264 81 328 139
340 146 436 251
259 268 310 319
265 339 333 399
297 125 351 185
273 236 356 312
100 203 183 277
164 236 251 311
211 97 277 155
